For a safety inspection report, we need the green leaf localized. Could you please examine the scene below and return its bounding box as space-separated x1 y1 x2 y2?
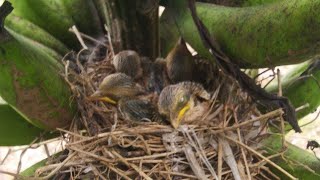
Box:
20 158 47 177
0 5 75 129
0 104 44 146
5 14 69 57
263 134 320 179
266 61 320 119
20 152 62 177
160 0 320 67
8 0 104 49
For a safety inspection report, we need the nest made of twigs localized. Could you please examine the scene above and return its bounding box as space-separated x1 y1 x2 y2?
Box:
30 29 293 180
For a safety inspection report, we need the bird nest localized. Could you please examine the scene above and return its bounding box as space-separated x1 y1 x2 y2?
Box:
31 35 290 180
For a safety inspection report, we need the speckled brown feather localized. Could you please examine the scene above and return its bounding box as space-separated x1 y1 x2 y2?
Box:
146 58 169 93
118 98 163 123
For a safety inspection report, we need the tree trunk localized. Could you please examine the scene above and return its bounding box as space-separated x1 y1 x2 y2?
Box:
160 0 320 68
103 0 160 59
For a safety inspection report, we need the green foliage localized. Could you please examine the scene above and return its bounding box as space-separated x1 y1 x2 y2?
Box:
8 0 103 49
0 26 75 129
20 158 47 177
5 14 69 57
242 0 280 6
266 61 320 119
0 105 44 146
161 0 320 67
283 70 320 119
263 134 320 179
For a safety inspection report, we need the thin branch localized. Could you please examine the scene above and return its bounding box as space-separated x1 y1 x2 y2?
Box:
68 28 106 47
70 25 88 49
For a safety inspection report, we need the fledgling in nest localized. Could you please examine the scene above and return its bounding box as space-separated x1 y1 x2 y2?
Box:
118 98 163 123
89 73 144 104
158 81 211 128
166 37 195 84
112 50 143 79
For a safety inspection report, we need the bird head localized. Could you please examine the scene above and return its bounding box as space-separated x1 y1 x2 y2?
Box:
89 73 143 104
158 82 210 129
112 50 143 79
89 90 117 105
169 89 195 129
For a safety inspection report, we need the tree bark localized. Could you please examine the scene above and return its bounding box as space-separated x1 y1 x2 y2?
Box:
160 0 320 68
103 0 160 59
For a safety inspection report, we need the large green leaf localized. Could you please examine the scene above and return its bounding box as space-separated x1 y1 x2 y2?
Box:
5 14 69 57
0 2 75 129
0 104 44 146
160 0 320 68
8 0 104 49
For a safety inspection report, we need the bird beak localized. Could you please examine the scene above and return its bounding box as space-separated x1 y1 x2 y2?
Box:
96 97 117 104
88 91 117 104
171 103 191 129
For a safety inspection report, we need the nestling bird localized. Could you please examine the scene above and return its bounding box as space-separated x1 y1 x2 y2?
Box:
112 50 143 79
192 56 218 90
118 98 163 123
145 58 169 94
89 73 144 104
158 82 211 129
166 37 196 84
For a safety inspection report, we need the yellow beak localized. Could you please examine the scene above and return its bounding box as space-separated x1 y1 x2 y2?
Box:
89 90 117 104
172 103 190 129
89 95 117 105
97 97 117 104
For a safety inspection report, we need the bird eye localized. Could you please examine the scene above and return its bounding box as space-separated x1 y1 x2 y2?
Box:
179 95 189 104
180 96 185 103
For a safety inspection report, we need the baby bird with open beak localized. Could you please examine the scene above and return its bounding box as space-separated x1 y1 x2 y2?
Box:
158 82 211 129
89 73 144 104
